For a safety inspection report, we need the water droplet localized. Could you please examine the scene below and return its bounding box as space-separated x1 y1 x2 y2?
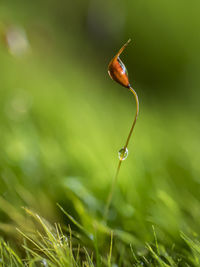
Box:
118 147 128 160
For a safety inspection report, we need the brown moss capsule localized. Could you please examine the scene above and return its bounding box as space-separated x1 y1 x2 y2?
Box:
108 39 131 88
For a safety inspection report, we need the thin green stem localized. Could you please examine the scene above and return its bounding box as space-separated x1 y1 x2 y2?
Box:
104 159 122 220
104 86 139 221
124 86 139 149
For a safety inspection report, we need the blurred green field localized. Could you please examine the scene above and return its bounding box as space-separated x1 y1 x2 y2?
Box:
1 0 200 266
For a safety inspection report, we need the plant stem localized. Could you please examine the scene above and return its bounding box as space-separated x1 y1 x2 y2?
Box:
124 86 139 148
104 86 139 221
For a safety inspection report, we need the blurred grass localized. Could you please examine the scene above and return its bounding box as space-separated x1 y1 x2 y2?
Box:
1 0 200 265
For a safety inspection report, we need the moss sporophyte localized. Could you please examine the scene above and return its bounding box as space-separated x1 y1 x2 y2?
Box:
104 39 139 220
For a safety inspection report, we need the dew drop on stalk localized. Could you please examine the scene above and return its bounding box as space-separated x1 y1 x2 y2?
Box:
118 147 128 160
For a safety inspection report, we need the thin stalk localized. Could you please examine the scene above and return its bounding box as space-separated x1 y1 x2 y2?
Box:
104 86 139 221
124 87 139 148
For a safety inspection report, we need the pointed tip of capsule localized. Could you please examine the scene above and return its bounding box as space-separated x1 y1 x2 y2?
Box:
123 38 132 48
117 38 132 57
127 38 131 45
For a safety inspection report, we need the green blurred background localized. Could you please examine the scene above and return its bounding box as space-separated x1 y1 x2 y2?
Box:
0 0 200 260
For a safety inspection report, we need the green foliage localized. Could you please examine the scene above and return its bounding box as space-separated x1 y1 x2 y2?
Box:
1 0 200 266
